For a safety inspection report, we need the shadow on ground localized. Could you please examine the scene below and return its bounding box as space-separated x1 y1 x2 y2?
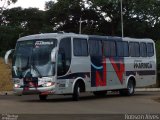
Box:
18 92 153 103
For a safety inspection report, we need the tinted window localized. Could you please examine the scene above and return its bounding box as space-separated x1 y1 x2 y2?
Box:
89 40 102 57
129 42 140 57
58 37 71 76
33 40 57 66
147 43 154 57
124 42 129 57
103 40 116 57
73 38 88 56
140 42 147 57
117 41 129 57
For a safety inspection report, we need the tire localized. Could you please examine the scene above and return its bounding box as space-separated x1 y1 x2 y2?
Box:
39 95 47 100
93 91 107 97
127 80 135 95
120 80 135 96
72 82 81 101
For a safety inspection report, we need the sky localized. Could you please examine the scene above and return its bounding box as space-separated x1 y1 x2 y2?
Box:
8 0 52 10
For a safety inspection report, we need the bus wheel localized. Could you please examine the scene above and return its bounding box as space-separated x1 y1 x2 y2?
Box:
93 91 107 97
120 80 135 96
39 95 47 100
127 80 135 95
72 82 81 101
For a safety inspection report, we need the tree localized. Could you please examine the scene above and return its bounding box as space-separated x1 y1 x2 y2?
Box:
0 0 17 15
21 8 46 34
2 7 47 34
0 7 47 56
0 0 17 25
0 25 23 56
88 0 160 39
45 0 102 33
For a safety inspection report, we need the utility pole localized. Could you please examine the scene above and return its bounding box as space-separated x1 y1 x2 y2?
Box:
120 0 124 38
79 17 82 34
79 18 87 34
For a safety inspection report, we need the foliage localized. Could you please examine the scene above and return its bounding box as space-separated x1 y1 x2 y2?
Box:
0 0 17 15
0 7 51 56
156 41 160 71
2 7 47 34
0 26 23 57
45 0 101 33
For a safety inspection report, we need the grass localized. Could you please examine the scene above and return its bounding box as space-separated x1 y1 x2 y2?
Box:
0 57 13 91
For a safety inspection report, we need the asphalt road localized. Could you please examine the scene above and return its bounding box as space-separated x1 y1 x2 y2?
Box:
0 91 159 120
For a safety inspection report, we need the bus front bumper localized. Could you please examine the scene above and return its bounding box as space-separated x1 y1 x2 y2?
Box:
14 86 55 95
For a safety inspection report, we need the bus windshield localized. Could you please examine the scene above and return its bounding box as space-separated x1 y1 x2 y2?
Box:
12 39 57 78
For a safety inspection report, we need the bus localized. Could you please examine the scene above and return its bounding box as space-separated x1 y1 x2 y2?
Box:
4 33 156 101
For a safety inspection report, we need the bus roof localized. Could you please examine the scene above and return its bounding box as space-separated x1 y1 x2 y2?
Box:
89 35 122 41
123 37 154 43
18 33 88 41
17 32 154 43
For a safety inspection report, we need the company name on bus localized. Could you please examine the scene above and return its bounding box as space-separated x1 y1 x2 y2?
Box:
134 60 152 69
35 41 53 46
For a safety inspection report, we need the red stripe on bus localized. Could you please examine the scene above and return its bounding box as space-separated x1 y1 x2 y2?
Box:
103 57 107 86
110 58 124 84
95 58 107 87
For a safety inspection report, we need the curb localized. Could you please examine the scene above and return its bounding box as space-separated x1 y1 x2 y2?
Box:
135 88 160 92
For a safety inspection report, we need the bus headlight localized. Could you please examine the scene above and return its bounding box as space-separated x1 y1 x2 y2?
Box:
14 84 20 88
42 82 55 87
46 82 53 87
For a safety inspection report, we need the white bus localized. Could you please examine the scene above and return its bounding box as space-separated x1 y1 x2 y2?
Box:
5 33 156 101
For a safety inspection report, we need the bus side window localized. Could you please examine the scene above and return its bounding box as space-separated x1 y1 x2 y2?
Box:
103 41 116 57
57 37 71 76
89 40 102 57
123 42 129 57
57 49 66 76
147 43 154 57
73 38 88 56
140 42 147 57
129 42 140 57
117 41 129 57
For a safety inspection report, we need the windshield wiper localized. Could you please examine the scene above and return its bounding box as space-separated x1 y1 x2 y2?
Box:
31 63 42 78
14 56 29 78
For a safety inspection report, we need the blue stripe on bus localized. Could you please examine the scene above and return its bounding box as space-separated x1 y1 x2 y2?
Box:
126 70 156 76
57 72 90 79
91 63 103 70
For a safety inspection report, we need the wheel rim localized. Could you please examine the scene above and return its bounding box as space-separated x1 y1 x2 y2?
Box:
77 87 80 95
128 82 134 94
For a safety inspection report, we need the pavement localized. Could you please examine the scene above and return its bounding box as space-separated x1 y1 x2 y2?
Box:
0 91 159 114
0 88 160 96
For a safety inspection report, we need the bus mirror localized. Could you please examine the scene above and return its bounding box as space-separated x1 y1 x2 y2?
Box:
4 49 14 64
51 47 57 63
